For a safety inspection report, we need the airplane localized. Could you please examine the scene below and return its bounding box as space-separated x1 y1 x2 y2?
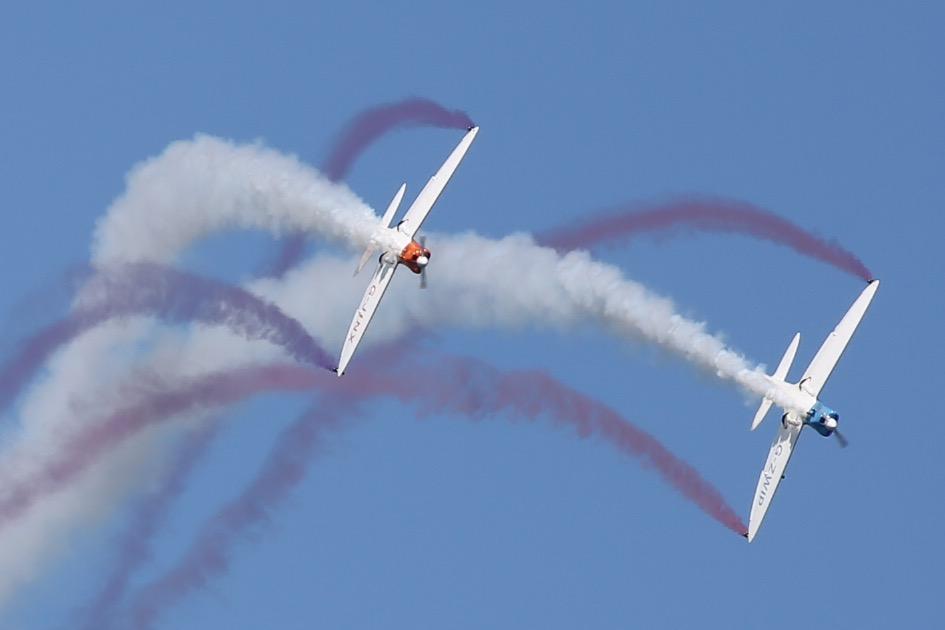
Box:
745 279 879 542
335 125 480 376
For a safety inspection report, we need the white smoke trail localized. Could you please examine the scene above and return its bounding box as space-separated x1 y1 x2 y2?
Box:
90 134 800 408
91 134 399 267
0 322 288 607
0 133 408 605
252 233 807 412
0 134 800 610
0 322 171 602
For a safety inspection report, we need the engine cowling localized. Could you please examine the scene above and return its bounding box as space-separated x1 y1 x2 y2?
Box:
807 411 839 437
399 241 431 274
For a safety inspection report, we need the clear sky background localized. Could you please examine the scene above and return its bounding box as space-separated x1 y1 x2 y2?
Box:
1 1 942 628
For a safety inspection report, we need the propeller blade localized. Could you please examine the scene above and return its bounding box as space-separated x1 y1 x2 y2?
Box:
834 430 848 448
419 235 428 289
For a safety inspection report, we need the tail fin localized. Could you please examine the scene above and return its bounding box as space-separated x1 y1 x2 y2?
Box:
751 333 800 431
355 183 407 275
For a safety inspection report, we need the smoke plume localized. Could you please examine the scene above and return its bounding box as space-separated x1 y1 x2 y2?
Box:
0 263 331 415
538 197 873 281
77 422 218 630
322 97 474 181
128 395 353 629
91 135 812 411
0 365 318 529
91 135 388 266
127 352 744 628
0 121 871 613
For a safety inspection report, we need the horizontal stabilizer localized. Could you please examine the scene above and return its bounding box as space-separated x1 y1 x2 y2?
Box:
751 399 775 433
381 182 407 229
355 183 407 276
751 332 800 431
355 247 376 276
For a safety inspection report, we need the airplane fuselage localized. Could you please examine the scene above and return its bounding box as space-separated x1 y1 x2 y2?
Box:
378 228 430 274
783 401 839 437
398 239 431 274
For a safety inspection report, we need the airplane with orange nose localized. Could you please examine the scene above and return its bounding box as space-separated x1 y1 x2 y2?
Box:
335 125 479 376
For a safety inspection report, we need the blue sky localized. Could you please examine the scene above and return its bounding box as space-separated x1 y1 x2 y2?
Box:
1 1 943 628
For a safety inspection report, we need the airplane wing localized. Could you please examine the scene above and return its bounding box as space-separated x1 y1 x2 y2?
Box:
396 126 479 239
337 260 398 376
799 280 879 399
747 417 804 542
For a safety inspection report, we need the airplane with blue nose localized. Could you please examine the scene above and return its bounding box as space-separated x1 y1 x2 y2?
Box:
745 279 879 542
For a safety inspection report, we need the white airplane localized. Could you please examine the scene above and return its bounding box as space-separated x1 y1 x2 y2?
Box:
335 126 480 376
746 279 879 542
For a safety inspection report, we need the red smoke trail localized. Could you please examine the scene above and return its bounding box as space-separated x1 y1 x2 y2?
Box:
0 263 332 416
322 97 474 181
268 97 475 276
346 353 746 534
0 364 319 529
537 198 874 281
126 353 744 629
76 423 218 630
0 266 331 623
129 395 354 630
